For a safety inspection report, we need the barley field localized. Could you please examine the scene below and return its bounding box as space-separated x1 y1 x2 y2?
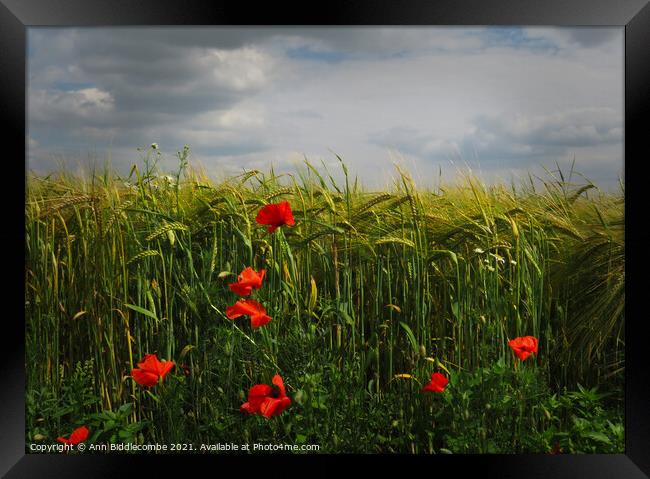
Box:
25 151 624 453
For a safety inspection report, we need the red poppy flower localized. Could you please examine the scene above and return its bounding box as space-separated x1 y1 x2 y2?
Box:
56 425 89 445
240 374 292 418
226 299 272 328
508 336 539 361
131 354 175 387
255 201 295 233
422 372 449 393
229 267 266 296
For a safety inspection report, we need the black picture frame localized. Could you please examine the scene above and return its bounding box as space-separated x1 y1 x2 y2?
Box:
3 1 649 477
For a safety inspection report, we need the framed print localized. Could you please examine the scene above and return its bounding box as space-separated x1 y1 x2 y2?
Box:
3 0 650 477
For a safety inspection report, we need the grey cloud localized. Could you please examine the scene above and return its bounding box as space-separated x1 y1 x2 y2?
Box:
467 107 624 171
28 28 279 170
369 108 622 173
32 43 273 117
286 109 324 120
276 27 486 56
369 127 461 160
471 108 622 151
29 29 276 114
27 27 623 189
522 27 622 51
565 28 619 47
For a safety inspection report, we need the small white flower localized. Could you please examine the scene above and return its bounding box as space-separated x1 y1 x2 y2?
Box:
474 248 485 254
510 260 517 265
490 253 505 264
159 175 177 186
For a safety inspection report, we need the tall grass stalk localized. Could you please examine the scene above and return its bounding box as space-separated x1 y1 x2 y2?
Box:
25 155 624 448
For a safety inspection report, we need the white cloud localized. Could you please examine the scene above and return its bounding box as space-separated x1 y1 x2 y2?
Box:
77 88 114 108
27 27 624 189
195 104 267 129
29 87 114 122
205 47 274 91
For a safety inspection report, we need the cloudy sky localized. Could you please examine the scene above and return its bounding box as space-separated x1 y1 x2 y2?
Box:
27 27 624 190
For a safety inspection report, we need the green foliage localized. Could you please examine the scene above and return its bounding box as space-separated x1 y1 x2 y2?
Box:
86 403 148 444
25 154 624 452
26 359 101 444
429 363 623 453
435 359 550 453
528 384 624 453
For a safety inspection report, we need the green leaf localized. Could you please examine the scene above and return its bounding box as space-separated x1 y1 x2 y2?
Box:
429 249 458 266
365 349 379 370
399 321 419 355
451 302 460 320
232 226 252 258
585 432 612 444
179 344 195 360
144 390 160 403
52 406 74 418
338 307 355 326
117 403 133 415
124 303 158 321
